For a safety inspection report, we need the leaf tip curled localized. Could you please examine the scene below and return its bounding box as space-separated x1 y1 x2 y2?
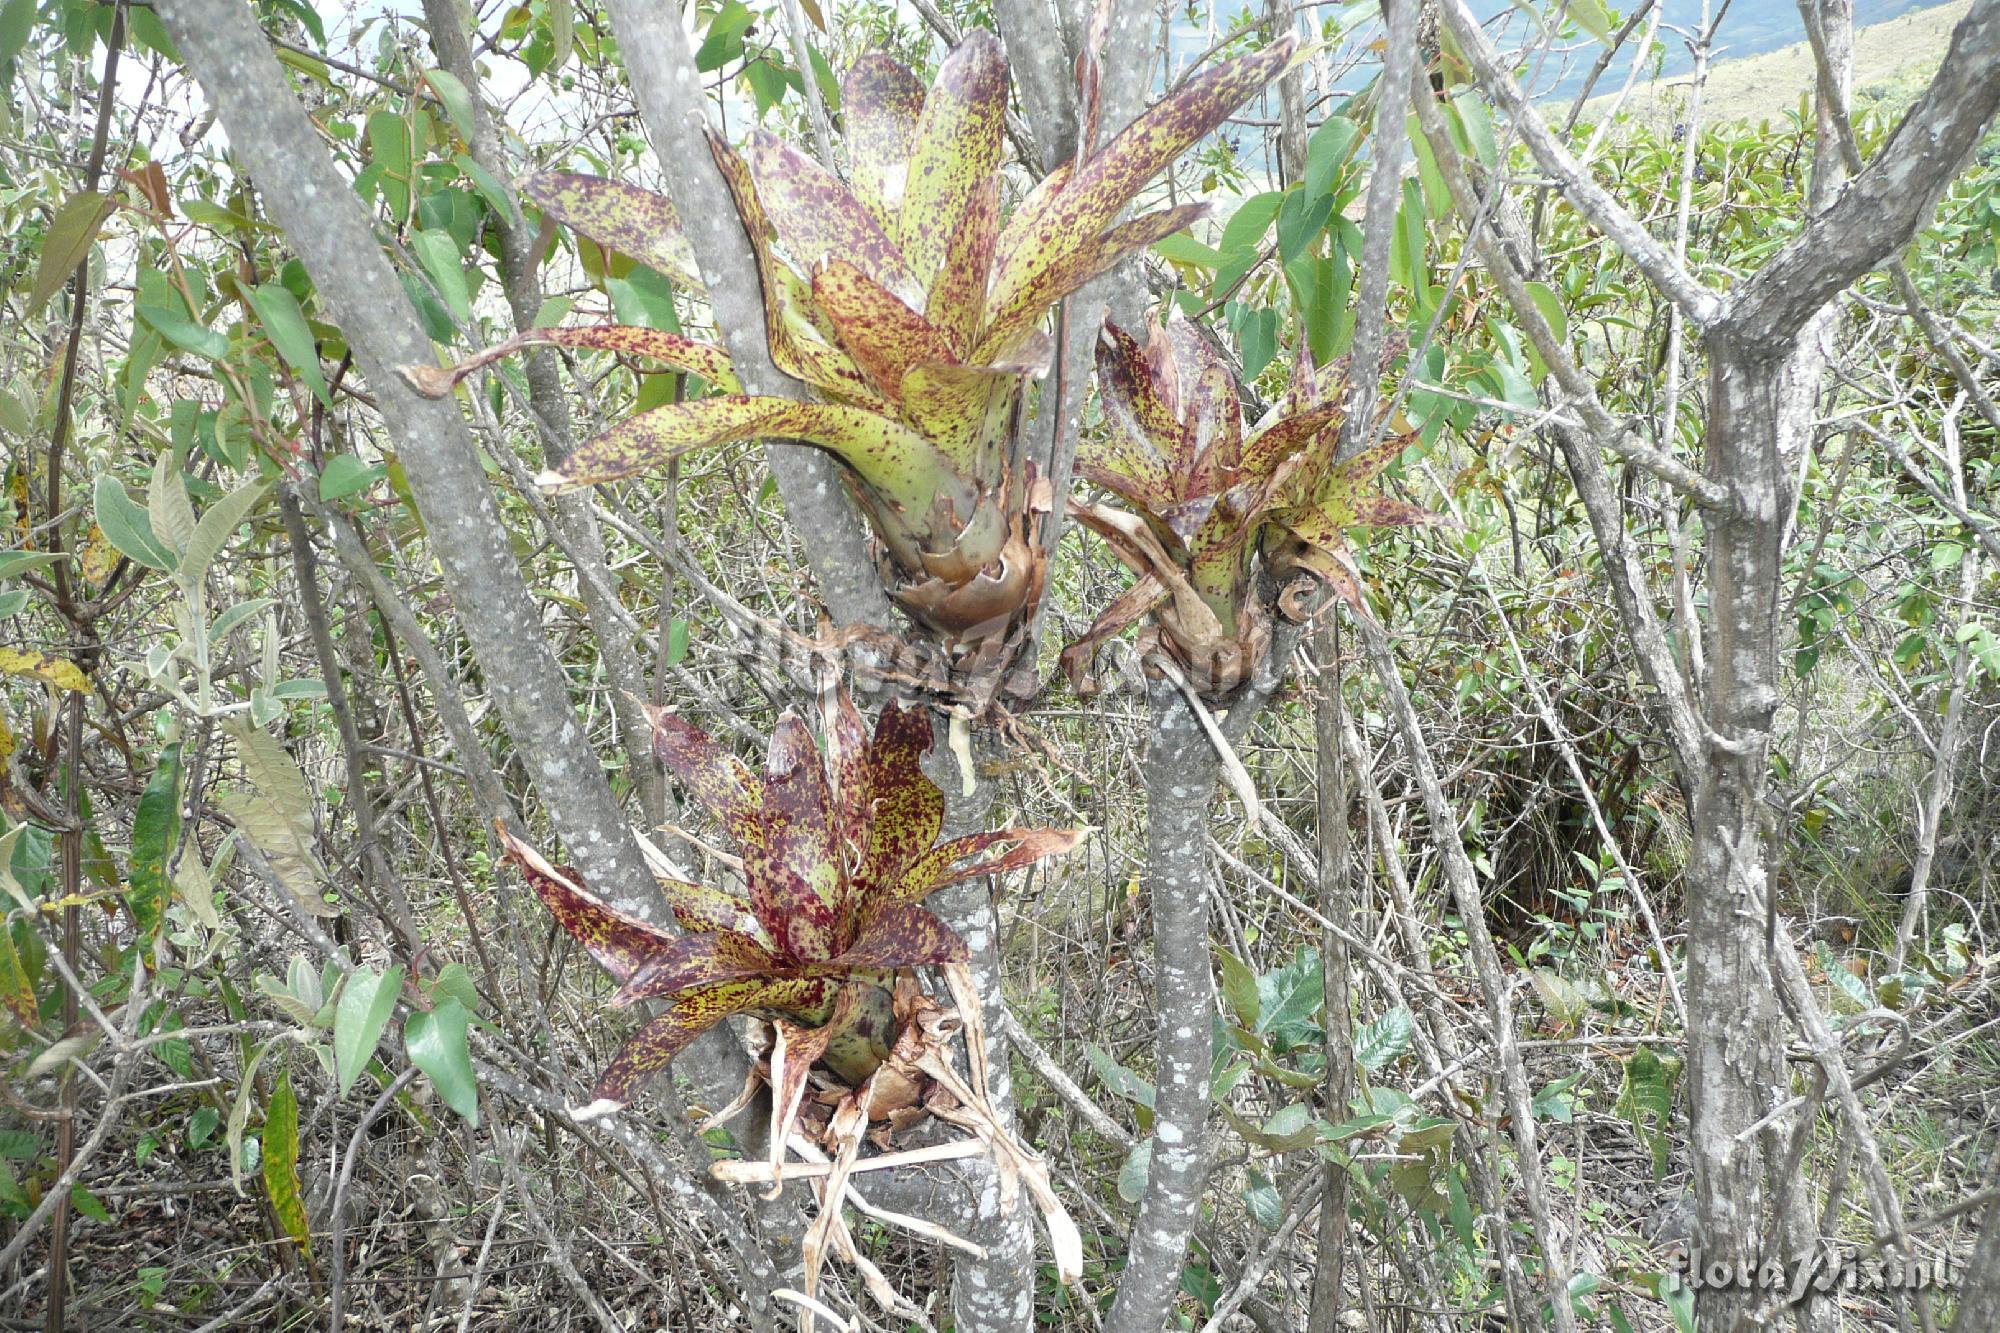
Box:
399 363 460 399
532 467 569 492
568 1097 624 1124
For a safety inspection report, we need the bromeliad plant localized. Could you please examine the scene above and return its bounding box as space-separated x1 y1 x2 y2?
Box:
1063 318 1428 697
499 685 1079 1117
408 32 1295 670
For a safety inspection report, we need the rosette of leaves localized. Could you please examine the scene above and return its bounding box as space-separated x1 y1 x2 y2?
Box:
500 687 1079 1115
1063 320 1426 696
413 33 1295 659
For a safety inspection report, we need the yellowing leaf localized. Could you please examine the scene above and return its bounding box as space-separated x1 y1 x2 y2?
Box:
0 648 88 693
79 526 117 586
261 1069 312 1257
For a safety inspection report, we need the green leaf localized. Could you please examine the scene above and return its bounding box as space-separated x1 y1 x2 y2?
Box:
424 68 476 142
1116 1137 1152 1203
405 999 478 1125
1355 1006 1413 1072
27 191 112 317
225 1039 275 1196
181 476 272 590
1567 0 1616 43
1243 1168 1282 1230
1276 184 1336 264
1216 949 1261 1033
1085 1043 1155 1112
1255 947 1322 1035
315 456 383 503
127 742 182 942
1303 115 1361 200
0 921 36 1026
138 298 229 362
428 962 481 1013
148 452 196 558
366 110 412 221
0 552 66 580
333 965 404 1095
92 475 177 571
1152 232 1221 268
261 1068 312 1257
411 231 471 328
68 1182 111 1224
247 283 329 407
0 0 36 71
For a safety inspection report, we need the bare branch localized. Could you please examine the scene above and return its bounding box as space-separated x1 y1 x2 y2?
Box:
1438 0 1723 327
1724 0 2000 342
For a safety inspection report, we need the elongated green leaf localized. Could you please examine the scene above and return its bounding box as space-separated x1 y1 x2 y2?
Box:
547 396 965 517
182 476 271 590
1256 948 1322 1036
262 1069 311 1257
0 552 65 580
1117 1137 1152 1202
1217 949 1261 1033
1355 1006 1414 1072
315 456 382 503
1304 115 1362 200
411 231 471 327
139 299 229 361
0 0 35 71
226 1039 276 1196
423 67 476 142
92 475 177 572
247 283 330 407
333 965 404 1095
127 742 182 941
148 453 196 558
28 191 112 317
405 999 478 1125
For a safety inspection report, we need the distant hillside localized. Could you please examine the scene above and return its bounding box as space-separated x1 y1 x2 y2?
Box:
1582 0 1973 127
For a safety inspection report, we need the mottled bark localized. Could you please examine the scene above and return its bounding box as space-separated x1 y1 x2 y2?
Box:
1103 680 1226 1333
1306 621 1354 1332
1105 638 1301 1333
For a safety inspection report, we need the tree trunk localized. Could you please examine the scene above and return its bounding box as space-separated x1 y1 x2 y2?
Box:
1103 679 1223 1333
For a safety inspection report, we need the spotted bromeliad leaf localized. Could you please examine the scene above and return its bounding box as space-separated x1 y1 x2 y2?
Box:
1063 317 1430 697
500 687 1081 1115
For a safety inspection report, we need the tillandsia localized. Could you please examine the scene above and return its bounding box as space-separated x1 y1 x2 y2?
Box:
1063 318 1430 697
498 684 1080 1118
406 31 1297 671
